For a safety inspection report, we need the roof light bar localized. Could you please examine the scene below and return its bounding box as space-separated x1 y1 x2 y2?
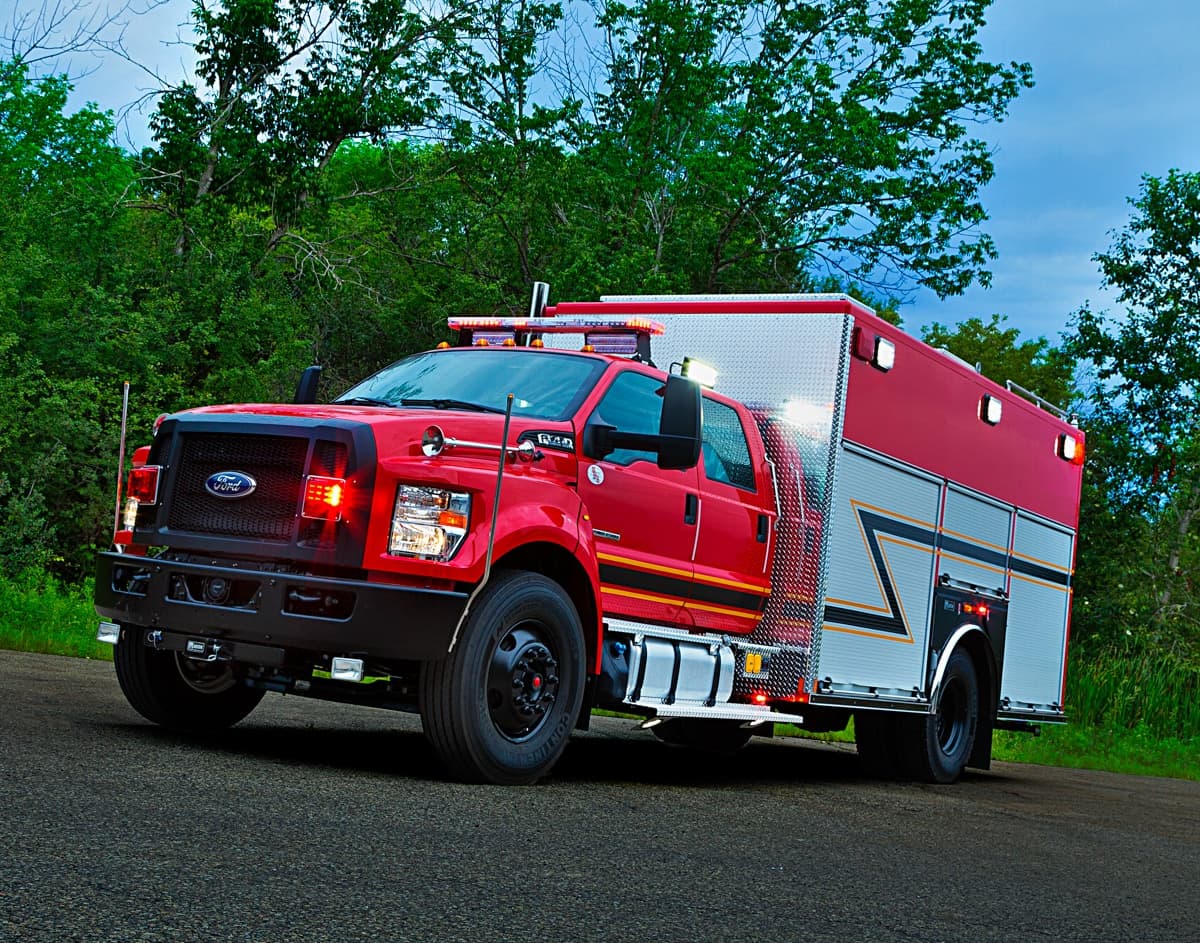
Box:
448 316 665 336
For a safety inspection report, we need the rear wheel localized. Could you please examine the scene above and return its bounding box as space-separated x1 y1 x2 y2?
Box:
113 626 264 732
420 571 586 785
906 649 979 783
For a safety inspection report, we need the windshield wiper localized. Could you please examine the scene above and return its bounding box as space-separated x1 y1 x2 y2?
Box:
335 396 396 408
399 398 507 415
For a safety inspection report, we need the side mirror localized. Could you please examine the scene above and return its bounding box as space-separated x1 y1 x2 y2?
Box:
582 422 617 461
581 374 702 471
656 374 702 470
294 365 322 404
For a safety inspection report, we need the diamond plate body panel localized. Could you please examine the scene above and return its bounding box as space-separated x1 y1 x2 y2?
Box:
557 307 853 699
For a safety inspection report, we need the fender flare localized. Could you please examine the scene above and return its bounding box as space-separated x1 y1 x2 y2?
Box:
929 624 996 717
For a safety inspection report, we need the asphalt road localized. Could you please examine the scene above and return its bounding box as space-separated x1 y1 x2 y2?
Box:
1 650 1197 943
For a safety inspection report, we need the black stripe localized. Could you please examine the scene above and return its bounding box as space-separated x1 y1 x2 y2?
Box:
858 508 1071 589
690 579 768 613
1009 556 1071 586
599 563 690 601
598 562 764 613
824 605 907 635
830 508 912 637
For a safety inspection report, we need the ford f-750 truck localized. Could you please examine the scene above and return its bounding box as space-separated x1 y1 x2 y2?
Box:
95 289 1084 784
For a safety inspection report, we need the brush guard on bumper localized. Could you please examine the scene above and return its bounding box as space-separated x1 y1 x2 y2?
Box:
94 551 469 661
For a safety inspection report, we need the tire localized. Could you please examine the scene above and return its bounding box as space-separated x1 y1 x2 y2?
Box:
420 571 586 785
904 648 980 784
854 710 906 778
113 626 264 733
651 718 753 753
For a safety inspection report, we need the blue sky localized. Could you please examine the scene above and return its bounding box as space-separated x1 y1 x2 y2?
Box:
54 0 1200 345
911 0 1200 342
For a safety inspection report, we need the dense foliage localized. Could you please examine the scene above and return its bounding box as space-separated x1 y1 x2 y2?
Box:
1068 170 1200 663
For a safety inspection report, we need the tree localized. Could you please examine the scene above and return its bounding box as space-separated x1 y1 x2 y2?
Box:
561 0 1031 297
0 58 142 576
145 0 475 258
1068 169 1200 659
2 0 146 68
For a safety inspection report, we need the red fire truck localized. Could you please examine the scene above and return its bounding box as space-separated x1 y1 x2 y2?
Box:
95 288 1084 785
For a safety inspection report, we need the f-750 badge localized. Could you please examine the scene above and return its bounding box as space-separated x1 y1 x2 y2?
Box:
521 431 575 452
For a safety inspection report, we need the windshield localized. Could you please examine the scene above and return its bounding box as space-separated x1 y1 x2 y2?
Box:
336 348 606 421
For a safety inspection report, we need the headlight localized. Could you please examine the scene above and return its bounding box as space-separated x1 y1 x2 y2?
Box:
388 485 471 560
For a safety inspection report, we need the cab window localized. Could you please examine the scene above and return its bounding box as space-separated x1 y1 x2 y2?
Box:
590 371 663 466
701 397 755 491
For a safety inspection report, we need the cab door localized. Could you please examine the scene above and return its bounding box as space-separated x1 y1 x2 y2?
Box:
578 369 698 628
689 396 773 634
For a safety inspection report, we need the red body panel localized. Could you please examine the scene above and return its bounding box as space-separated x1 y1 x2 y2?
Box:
549 298 1083 531
842 313 1083 529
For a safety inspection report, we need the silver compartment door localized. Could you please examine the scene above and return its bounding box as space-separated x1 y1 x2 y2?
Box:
1003 511 1074 711
817 446 941 695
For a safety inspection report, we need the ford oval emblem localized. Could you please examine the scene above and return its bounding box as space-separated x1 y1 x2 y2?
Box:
204 471 257 499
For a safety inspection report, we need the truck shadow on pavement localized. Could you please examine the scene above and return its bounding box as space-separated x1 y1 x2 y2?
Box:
105 716 1003 789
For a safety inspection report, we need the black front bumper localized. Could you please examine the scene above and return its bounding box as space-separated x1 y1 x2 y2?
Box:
94 552 469 662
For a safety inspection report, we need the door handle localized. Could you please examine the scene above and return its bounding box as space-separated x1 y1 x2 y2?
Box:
684 493 699 525
757 514 769 543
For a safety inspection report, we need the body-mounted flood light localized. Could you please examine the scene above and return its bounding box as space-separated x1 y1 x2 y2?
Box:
1057 433 1085 465
873 337 896 371
681 357 719 388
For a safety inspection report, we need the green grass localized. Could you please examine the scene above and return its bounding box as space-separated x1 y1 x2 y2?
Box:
1064 646 1199 736
2 574 1196 780
0 573 111 660
992 723 1200 781
993 647 1200 781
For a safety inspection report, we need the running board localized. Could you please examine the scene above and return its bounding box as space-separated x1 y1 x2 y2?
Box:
647 702 781 722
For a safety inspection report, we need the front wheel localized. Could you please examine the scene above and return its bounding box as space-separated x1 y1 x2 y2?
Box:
420 571 586 785
113 626 264 732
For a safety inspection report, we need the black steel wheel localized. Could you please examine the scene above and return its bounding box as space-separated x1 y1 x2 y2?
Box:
906 648 980 784
420 571 586 785
112 626 263 732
